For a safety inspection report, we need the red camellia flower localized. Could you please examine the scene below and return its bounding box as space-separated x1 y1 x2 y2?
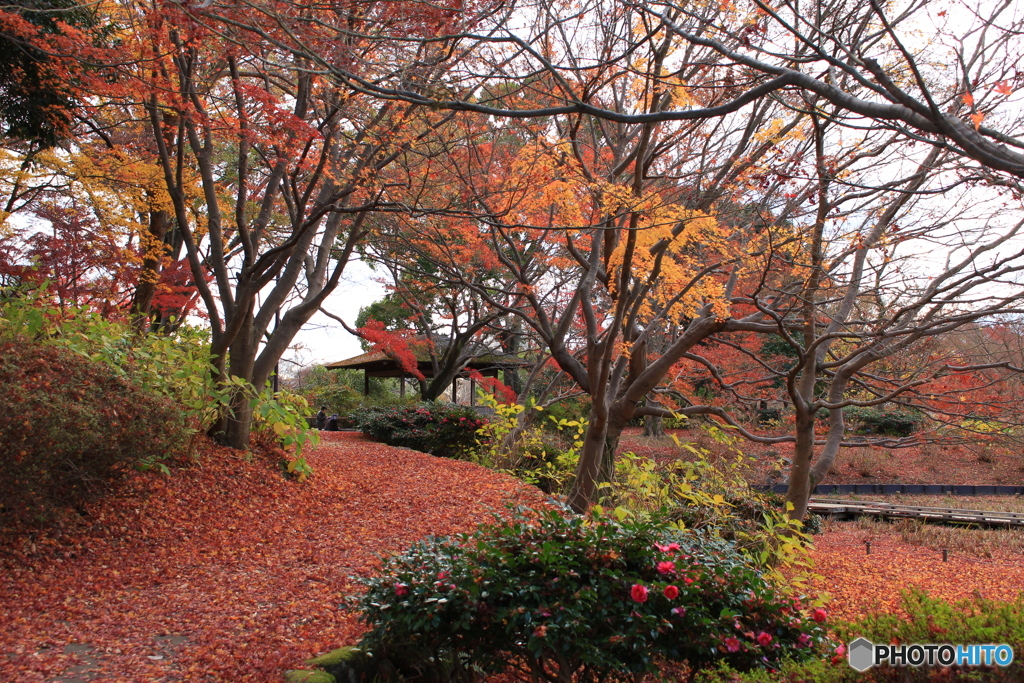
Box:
725 637 741 653
630 584 649 603
756 631 773 646
394 583 409 597
812 607 827 623
663 585 680 599
656 560 676 575
655 542 681 553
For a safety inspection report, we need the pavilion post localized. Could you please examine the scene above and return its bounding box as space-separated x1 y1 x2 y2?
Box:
399 372 406 398
364 371 369 396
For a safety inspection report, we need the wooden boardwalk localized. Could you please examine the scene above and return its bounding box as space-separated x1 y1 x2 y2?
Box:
807 499 1024 528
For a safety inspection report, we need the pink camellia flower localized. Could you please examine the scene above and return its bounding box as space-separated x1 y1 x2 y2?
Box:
756 631 773 647
663 585 680 600
724 637 741 653
797 633 812 647
683 577 694 584
811 607 828 623
835 643 847 657
671 606 686 617
655 542 681 553
394 583 409 597
630 584 649 603
438 570 450 580
656 561 676 575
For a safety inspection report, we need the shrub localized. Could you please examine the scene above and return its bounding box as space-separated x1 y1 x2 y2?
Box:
830 406 925 437
539 397 591 431
293 366 388 418
696 589 1024 682
1 288 227 451
1 287 318 464
604 431 820 578
338 510 831 683
473 396 585 495
352 403 486 459
830 588 1024 682
250 385 319 481
0 341 188 527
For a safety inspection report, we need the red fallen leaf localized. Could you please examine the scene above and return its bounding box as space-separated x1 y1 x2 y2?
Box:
799 524 1024 623
0 433 549 681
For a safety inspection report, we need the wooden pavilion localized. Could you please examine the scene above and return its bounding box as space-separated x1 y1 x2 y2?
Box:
324 346 521 405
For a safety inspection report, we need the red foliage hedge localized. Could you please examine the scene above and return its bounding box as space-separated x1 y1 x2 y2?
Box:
0 341 188 527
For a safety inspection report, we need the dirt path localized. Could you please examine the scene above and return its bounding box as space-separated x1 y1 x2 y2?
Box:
0 433 546 682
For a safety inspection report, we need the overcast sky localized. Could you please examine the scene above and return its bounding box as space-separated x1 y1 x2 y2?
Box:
281 258 387 372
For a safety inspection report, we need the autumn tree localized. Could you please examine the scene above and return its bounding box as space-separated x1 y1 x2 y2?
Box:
0 0 105 149
31 0 515 446
0 139 202 325
665 113 1024 520
244 0 1024 516
305 0 823 511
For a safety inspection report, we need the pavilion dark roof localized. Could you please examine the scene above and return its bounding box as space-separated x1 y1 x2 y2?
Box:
325 346 529 375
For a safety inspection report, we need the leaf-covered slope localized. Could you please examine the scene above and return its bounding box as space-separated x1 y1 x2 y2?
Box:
0 433 548 682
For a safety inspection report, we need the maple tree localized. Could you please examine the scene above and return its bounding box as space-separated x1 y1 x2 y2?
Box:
310 0 1024 518
4 0 1024 504
1 0 513 447
245 0 1024 515
669 114 1024 519
0 143 202 325
0 0 104 149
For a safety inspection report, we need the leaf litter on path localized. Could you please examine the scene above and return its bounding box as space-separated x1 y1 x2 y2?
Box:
3 433 1021 681
0 433 547 682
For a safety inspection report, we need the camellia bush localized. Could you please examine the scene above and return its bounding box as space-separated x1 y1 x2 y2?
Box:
330 510 831 683
352 403 486 459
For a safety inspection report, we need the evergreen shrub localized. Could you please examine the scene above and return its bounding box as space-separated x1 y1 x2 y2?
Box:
352 403 486 459
338 511 831 682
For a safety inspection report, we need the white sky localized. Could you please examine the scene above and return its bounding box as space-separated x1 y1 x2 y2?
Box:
280 258 387 372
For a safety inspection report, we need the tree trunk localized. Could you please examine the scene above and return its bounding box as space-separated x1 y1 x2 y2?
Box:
223 311 257 450
642 401 666 438
642 416 665 438
567 409 626 513
567 409 608 512
785 408 816 521
129 208 169 332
